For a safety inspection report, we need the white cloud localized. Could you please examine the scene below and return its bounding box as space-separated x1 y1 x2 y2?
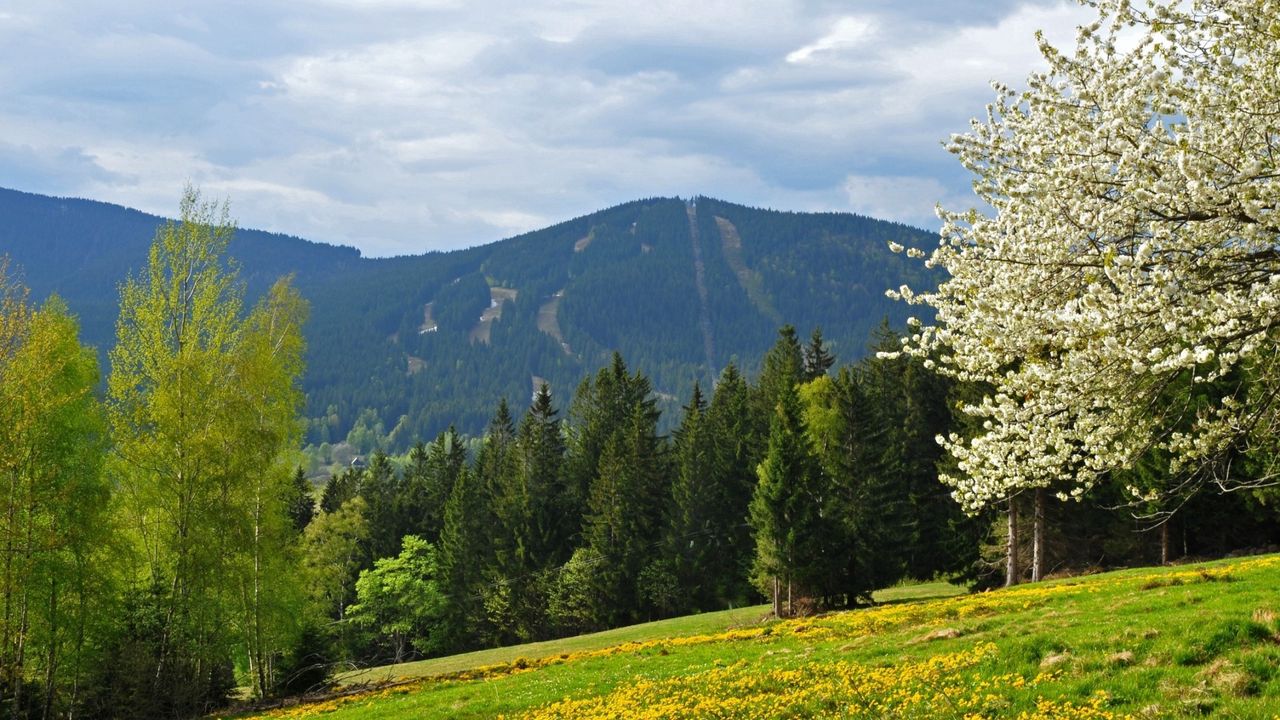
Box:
843 173 967 228
0 0 1095 255
786 16 876 64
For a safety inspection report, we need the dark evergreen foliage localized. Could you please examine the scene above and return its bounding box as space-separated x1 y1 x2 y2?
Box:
287 466 317 533
319 467 362 515
401 428 467 545
754 325 804 424
436 466 493 649
703 363 764 603
0 188 936 450
749 379 833 614
360 452 406 561
802 327 836 381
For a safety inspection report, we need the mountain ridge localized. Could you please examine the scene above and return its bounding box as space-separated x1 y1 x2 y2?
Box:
0 186 937 448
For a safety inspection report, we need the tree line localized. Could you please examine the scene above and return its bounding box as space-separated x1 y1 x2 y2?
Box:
296 324 983 672
302 312 1279 682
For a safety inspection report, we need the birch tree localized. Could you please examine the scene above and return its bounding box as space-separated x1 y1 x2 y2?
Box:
0 279 109 718
108 187 307 706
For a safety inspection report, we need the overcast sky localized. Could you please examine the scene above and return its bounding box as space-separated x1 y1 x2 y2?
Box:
0 1 1092 257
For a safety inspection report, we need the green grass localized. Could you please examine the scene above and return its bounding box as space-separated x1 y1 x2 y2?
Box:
335 580 963 687
237 558 1280 719
336 604 769 686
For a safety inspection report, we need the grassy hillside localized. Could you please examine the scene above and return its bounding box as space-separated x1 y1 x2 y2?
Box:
234 555 1280 719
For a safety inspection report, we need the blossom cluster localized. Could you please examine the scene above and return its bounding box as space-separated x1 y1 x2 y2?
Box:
889 0 1280 510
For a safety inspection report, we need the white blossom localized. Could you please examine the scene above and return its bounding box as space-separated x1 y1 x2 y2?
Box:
898 0 1280 512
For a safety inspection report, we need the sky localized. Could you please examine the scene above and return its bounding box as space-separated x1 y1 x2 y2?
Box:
0 1 1093 257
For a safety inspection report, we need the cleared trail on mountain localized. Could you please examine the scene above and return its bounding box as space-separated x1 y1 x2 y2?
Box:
686 199 717 380
715 215 782 326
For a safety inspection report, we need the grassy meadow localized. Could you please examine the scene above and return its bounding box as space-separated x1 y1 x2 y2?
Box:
234 555 1280 719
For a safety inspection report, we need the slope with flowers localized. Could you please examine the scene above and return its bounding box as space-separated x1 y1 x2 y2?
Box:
236 555 1280 719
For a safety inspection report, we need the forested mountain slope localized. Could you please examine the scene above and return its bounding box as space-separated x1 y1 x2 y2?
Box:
0 187 936 447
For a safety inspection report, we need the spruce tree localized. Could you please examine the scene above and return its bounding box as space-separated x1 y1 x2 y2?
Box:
286 466 317 533
755 325 804 421
320 466 362 514
802 327 835 381
565 353 658 545
749 381 829 616
579 400 666 627
821 369 906 604
666 383 720 613
401 427 466 544
360 451 405 560
436 466 491 651
398 441 432 536
705 362 762 604
479 384 567 641
519 384 568 568
475 399 526 644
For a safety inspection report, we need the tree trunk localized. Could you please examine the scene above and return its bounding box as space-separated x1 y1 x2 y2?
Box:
252 492 266 699
1005 497 1020 587
1159 522 1170 565
771 576 780 617
41 576 58 720
1031 488 1045 582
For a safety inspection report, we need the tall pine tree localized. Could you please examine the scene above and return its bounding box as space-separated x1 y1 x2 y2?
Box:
704 362 762 605
749 381 830 616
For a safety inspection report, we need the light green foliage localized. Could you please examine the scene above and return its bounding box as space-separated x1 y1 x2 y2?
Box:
229 278 309 696
0 280 110 715
107 187 309 703
545 548 600 636
347 535 445 662
344 409 386 456
303 497 369 623
797 375 839 460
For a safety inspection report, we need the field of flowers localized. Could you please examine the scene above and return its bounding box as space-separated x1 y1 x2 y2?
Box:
239 555 1280 719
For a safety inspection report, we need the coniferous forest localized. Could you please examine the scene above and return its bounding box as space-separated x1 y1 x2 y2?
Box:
0 188 938 457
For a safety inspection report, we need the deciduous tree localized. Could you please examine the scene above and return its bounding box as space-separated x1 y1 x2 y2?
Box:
0 286 109 717
108 187 307 706
894 0 1280 518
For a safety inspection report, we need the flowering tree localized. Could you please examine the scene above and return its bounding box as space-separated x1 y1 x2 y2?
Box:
892 0 1280 519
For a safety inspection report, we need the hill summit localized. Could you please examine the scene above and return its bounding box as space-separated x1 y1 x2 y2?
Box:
0 187 935 446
